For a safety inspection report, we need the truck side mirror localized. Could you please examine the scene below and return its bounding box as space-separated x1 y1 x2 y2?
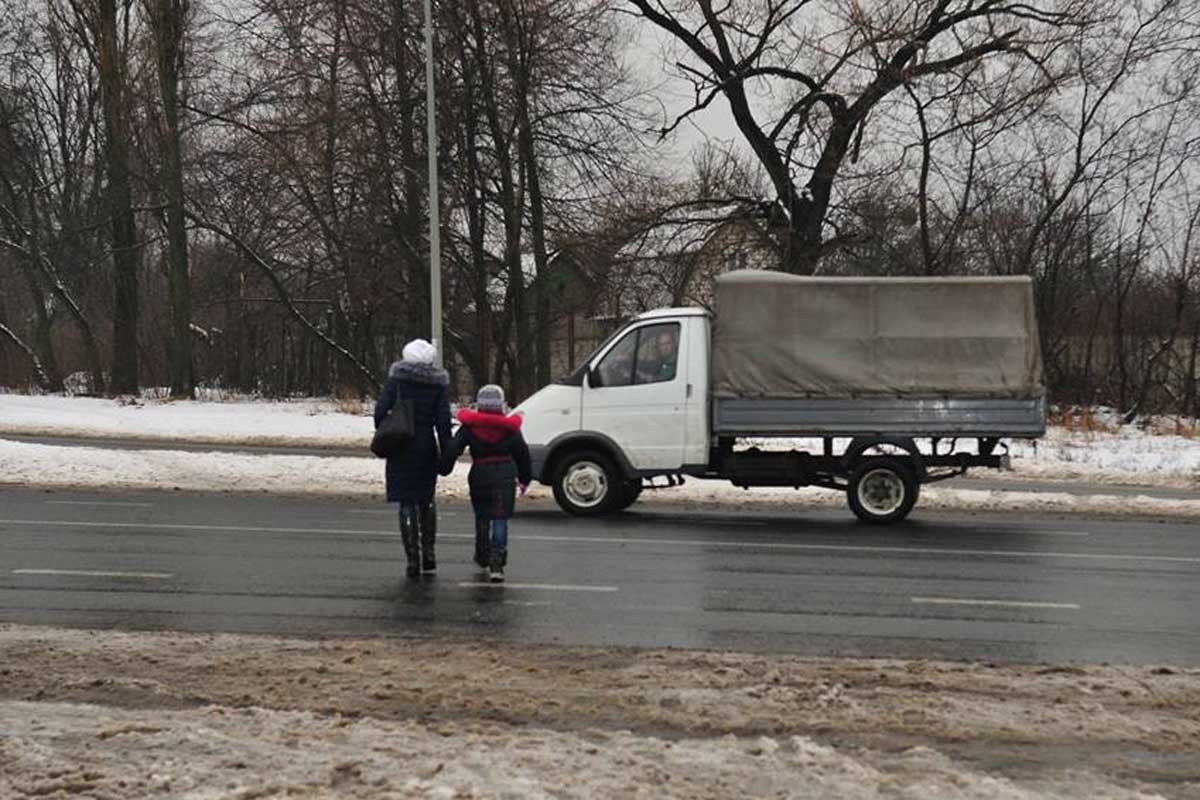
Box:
587 366 601 388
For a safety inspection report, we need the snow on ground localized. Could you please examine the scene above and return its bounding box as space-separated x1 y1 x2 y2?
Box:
1 624 1195 799
4 700 1097 800
743 428 1200 490
2 393 1200 515
0 393 373 447
1006 425 1200 487
1 436 1199 519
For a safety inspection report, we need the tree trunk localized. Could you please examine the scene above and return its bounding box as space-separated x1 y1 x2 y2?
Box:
96 0 140 395
516 77 552 389
1185 321 1198 419
148 0 194 398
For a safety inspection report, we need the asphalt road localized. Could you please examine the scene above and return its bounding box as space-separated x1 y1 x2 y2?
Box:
1 486 1198 665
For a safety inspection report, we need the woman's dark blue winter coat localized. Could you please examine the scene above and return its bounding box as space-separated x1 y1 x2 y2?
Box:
373 360 452 504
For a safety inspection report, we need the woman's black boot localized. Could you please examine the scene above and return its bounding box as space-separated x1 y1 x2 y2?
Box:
399 507 420 579
419 502 437 574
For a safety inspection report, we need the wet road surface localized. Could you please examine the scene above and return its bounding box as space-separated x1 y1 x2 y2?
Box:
1 486 1198 664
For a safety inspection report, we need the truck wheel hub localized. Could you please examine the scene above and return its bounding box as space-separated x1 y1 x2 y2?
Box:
564 462 608 507
857 468 905 515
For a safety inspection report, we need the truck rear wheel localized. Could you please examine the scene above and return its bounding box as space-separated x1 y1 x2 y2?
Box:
847 457 919 524
553 450 620 516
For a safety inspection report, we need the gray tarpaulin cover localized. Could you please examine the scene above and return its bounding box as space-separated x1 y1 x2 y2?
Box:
712 271 1044 399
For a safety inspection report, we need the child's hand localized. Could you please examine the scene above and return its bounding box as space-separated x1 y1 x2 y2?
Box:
518 482 529 497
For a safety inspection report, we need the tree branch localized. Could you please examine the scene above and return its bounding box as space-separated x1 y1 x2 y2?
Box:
183 210 382 392
0 322 53 390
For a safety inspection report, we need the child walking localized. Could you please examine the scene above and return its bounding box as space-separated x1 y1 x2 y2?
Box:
442 385 532 582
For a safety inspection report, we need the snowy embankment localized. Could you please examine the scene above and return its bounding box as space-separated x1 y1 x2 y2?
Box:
0 393 373 447
1 624 1195 799
1 394 1198 517
2 436 1200 519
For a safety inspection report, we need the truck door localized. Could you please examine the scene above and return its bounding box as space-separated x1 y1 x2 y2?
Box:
583 320 688 471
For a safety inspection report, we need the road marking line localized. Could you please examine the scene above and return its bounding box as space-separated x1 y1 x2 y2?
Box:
1 519 1196 565
347 510 460 517
512 533 1198 565
912 597 1080 610
458 582 618 592
45 501 154 508
940 529 1088 538
12 568 173 580
1 519 395 536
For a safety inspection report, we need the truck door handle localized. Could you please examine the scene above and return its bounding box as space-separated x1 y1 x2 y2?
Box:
686 383 694 399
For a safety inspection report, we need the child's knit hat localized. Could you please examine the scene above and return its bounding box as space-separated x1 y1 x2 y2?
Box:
476 384 505 412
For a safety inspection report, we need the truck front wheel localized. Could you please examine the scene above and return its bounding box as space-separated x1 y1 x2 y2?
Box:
846 457 919 524
553 450 620 516
612 480 643 512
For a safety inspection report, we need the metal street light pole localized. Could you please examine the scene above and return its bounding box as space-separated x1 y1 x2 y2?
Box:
423 0 442 368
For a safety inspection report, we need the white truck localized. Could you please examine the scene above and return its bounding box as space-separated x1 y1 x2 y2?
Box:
515 270 1046 524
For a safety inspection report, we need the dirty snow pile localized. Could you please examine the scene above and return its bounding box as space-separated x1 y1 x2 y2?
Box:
2 701 1107 800
1 624 1195 799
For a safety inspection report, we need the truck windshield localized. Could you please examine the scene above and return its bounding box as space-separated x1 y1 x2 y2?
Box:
555 322 629 386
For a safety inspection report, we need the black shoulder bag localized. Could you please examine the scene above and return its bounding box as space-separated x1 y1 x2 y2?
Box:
371 396 415 458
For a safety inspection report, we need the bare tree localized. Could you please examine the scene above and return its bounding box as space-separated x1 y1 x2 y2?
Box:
67 0 142 394
627 0 1091 272
0 3 108 393
144 0 194 397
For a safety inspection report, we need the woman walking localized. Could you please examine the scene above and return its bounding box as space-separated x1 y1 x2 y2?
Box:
374 339 452 578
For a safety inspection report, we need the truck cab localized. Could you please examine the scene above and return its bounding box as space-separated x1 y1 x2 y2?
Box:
516 309 710 512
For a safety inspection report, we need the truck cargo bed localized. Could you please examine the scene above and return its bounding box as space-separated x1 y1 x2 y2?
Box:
713 396 1046 437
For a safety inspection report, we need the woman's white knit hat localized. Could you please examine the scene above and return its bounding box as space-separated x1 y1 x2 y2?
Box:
402 339 436 365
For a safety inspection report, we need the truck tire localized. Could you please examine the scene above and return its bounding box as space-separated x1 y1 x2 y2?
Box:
553 450 620 516
612 480 643 512
846 457 919 524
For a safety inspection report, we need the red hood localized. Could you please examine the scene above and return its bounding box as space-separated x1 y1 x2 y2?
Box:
457 408 523 444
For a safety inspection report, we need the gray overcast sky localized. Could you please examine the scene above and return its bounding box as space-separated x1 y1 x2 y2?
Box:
626 16 748 166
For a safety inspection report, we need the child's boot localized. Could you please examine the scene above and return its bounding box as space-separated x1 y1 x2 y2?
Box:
488 520 507 583
473 517 490 568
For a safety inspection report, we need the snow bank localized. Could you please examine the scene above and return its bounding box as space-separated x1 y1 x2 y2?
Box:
2 437 1199 519
0 394 372 447
2 624 1193 798
1007 426 1200 488
2 393 1199 515
0 700 1156 800
742 425 1200 490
